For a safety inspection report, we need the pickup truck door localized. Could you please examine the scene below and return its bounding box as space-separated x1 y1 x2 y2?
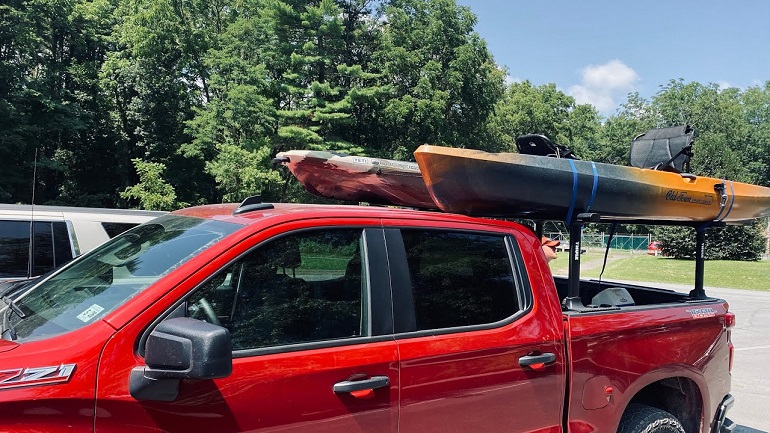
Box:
95 227 399 433
385 228 566 433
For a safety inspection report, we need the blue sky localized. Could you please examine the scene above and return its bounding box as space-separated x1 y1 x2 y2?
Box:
454 0 770 116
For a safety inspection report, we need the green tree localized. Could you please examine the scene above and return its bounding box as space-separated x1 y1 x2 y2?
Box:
658 223 765 261
103 0 229 205
375 0 504 158
120 158 186 210
273 0 358 153
486 81 600 156
186 0 389 202
740 81 770 186
1 0 124 206
205 144 285 203
0 0 38 202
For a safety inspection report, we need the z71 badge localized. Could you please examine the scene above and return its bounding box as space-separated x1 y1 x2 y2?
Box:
0 364 76 390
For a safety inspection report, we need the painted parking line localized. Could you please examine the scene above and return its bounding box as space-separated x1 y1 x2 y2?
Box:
735 345 770 352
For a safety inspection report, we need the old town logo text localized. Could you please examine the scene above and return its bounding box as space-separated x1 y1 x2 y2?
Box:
665 190 714 206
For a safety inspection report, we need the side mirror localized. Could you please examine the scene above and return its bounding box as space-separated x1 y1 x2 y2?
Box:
130 317 232 401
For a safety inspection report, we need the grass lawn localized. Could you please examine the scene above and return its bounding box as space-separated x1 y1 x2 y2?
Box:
548 249 770 291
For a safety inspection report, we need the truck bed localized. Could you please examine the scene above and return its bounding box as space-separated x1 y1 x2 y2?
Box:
552 276 717 308
553 276 732 432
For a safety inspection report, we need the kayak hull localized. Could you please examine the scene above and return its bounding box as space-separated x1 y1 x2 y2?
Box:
414 145 770 223
275 150 437 209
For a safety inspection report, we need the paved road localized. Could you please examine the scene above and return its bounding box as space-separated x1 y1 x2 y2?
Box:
706 287 770 433
658 285 770 433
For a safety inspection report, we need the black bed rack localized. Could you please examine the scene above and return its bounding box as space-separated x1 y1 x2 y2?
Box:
536 213 731 312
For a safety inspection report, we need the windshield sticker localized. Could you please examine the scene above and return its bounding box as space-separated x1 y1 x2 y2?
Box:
77 304 105 322
0 364 76 390
686 308 717 318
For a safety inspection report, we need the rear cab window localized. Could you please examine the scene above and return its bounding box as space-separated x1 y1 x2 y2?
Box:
390 227 530 334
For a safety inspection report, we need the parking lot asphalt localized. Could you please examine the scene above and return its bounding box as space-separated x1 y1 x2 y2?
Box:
668 286 770 433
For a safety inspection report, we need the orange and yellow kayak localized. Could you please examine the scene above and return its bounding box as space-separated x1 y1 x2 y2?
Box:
275 150 437 209
414 145 770 223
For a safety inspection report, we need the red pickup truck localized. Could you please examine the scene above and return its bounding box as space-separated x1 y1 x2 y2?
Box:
0 200 735 432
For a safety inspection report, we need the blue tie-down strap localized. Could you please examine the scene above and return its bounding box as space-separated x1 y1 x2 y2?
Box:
585 161 599 212
566 160 599 223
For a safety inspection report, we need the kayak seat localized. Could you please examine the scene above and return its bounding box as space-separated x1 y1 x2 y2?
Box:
515 134 579 159
629 125 694 173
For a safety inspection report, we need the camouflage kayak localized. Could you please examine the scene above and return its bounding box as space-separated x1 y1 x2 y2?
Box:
414 144 770 223
275 150 437 209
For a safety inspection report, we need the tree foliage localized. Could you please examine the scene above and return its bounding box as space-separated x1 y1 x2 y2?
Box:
486 81 600 155
376 0 504 157
120 158 187 210
657 223 765 261
1 0 769 259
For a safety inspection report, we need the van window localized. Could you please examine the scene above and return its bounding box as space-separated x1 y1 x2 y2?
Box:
400 230 520 331
101 222 140 238
52 222 73 268
185 229 367 351
0 220 74 279
32 221 55 275
0 221 30 278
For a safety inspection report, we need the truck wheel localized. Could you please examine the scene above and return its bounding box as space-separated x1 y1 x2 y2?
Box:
618 404 685 433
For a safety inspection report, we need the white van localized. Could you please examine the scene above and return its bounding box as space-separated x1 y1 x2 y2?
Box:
0 204 165 282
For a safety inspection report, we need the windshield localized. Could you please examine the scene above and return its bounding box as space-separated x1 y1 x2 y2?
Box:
2 215 240 342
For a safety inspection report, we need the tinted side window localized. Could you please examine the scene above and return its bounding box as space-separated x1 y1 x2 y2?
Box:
0 220 30 278
186 229 367 351
52 221 74 267
101 222 139 238
0 221 75 278
32 221 54 275
401 230 519 331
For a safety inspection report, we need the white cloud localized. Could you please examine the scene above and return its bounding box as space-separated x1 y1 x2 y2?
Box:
715 80 737 92
568 60 640 114
494 62 521 86
505 74 522 85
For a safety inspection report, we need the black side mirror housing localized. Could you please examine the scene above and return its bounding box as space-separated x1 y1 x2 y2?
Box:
130 317 232 401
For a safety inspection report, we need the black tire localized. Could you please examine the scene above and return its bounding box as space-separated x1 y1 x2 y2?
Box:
618 404 686 433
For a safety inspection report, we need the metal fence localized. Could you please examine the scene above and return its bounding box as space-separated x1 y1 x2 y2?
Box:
545 232 653 251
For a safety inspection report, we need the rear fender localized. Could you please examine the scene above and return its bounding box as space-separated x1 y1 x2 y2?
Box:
616 371 705 433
